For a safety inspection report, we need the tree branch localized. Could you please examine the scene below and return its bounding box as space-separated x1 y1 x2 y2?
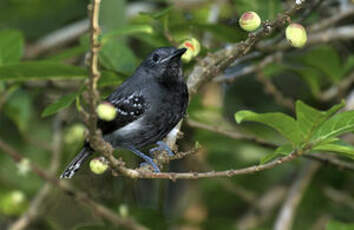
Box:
109 150 301 180
308 6 354 32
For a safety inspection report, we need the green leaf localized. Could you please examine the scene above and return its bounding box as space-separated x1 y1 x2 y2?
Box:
313 141 354 159
101 24 154 44
98 71 124 88
303 45 341 82
41 71 123 117
295 101 344 140
99 40 138 75
326 220 354 230
296 101 324 138
262 63 289 78
235 110 302 146
41 92 80 118
312 110 354 143
47 45 87 61
75 224 117 230
260 144 293 164
234 0 282 19
295 67 322 96
99 0 126 32
0 61 87 81
3 89 32 133
341 55 354 77
140 6 174 19
0 30 24 65
171 23 245 43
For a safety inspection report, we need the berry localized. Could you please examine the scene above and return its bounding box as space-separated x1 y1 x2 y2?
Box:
239 11 261 32
64 123 86 144
179 38 201 62
89 157 109 175
285 23 307 48
0 190 28 216
96 102 117 121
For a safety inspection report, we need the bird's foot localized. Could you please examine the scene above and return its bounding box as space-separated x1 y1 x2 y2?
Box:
139 162 159 172
149 141 174 156
127 145 160 173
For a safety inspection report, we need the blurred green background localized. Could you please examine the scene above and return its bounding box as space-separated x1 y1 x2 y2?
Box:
1 0 354 230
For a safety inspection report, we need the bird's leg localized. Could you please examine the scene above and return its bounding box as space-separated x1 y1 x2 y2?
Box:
126 145 160 172
149 141 174 156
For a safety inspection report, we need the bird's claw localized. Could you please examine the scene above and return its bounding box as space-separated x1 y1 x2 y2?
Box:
149 141 174 156
139 162 160 173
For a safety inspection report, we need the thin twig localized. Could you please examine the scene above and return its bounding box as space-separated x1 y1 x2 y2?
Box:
213 52 280 83
256 69 295 111
305 153 354 171
324 186 354 210
87 0 101 137
316 71 354 102
274 161 321 230
25 19 89 59
186 119 276 148
308 6 354 32
236 185 287 230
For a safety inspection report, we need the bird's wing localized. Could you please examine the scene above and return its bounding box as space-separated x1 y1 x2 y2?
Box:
97 92 148 135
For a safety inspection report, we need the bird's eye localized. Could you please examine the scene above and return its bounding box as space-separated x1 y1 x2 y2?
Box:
152 54 160 63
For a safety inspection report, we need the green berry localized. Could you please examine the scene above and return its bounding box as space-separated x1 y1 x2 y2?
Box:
96 102 117 121
0 190 28 216
64 123 86 144
16 158 31 176
89 157 109 175
119 204 129 217
179 38 201 63
239 11 261 32
285 23 307 48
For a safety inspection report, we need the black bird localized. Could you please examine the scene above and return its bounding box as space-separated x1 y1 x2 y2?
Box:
60 47 189 179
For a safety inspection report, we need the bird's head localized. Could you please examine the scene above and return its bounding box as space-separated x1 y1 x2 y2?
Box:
140 47 187 81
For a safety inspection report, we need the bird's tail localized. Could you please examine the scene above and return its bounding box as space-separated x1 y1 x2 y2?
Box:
60 147 92 179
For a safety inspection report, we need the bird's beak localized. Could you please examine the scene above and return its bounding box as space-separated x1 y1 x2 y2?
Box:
162 48 187 63
172 48 187 58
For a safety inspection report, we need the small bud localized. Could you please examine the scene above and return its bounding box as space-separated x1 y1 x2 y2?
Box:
119 204 129 218
0 190 28 216
89 157 109 175
239 11 261 32
64 123 86 144
16 158 31 176
96 102 117 121
285 23 307 48
195 141 202 149
179 38 201 63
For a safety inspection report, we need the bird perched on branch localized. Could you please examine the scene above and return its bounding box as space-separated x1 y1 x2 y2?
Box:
60 47 188 179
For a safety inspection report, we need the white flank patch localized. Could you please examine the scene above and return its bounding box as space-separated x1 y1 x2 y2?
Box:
113 117 144 136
